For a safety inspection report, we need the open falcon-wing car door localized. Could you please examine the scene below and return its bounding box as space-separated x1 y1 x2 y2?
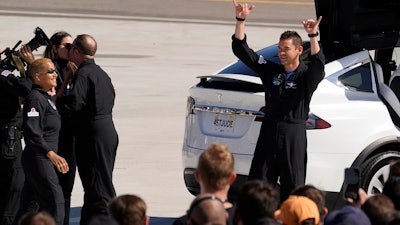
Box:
315 0 400 57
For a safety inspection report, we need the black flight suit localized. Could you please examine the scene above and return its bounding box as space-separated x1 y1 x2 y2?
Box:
54 58 77 225
0 70 31 225
18 84 64 225
58 59 119 225
232 35 325 201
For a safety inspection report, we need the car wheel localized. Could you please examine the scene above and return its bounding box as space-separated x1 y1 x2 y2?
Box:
360 151 400 195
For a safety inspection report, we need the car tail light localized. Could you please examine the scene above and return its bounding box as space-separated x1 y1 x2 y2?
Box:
186 96 195 117
306 113 331 129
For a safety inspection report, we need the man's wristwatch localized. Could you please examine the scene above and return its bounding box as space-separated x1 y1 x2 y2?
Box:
235 16 245 21
308 32 319 38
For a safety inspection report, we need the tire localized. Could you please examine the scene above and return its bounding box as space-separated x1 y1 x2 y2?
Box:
360 151 400 195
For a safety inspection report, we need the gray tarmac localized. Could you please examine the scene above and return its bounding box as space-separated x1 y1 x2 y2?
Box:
0 11 304 224
1 0 315 24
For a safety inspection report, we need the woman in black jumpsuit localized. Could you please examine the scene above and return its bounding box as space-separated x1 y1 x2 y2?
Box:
20 31 77 225
17 58 69 225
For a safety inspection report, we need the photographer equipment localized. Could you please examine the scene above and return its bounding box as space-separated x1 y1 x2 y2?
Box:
0 27 50 77
1 126 22 159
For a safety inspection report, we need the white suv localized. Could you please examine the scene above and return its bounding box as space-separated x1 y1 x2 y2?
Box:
182 0 400 209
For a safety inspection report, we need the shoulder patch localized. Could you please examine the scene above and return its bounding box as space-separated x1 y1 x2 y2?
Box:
27 108 39 117
258 55 267 64
1 70 12 77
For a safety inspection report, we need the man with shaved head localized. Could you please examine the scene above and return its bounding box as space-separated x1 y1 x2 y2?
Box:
187 194 227 225
58 34 119 225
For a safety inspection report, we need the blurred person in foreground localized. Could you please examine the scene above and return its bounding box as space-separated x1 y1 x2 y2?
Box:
383 160 400 210
187 194 227 225
324 205 371 225
173 143 236 225
324 186 370 225
18 212 55 225
290 184 328 222
388 211 400 225
234 180 280 225
108 194 149 225
87 215 118 225
361 194 397 225
274 195 320 225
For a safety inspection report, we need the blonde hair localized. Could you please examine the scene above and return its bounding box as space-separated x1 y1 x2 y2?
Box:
197 143 234 190
27 58 52 80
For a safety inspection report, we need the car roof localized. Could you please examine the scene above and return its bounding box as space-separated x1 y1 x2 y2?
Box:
315 0 400 55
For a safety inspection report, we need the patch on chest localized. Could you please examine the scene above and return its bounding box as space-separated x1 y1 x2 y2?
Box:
285 81 297 89
48 99 57 110
273 73 285 86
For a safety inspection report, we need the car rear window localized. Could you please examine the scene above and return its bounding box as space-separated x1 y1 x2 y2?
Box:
218 42 312 76
218 44 281 76
338 63 373 92
199 42 314 92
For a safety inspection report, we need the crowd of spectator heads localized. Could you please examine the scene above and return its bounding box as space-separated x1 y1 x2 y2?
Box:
185 160 400 225
16 148 400 225
17 194 148 225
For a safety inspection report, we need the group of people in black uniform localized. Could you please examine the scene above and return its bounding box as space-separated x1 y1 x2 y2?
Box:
0 31 119 225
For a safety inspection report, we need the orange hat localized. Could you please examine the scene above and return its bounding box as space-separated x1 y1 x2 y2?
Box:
275 195 320 225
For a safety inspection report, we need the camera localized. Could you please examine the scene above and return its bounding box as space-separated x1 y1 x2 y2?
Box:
0 27 50 77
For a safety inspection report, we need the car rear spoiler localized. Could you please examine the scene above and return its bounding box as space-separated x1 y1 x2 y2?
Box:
197 74 262 85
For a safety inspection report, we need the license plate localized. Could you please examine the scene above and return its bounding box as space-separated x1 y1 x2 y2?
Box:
213 114 236 134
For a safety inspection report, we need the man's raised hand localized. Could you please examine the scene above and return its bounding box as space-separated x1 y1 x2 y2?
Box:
233 0 255 20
